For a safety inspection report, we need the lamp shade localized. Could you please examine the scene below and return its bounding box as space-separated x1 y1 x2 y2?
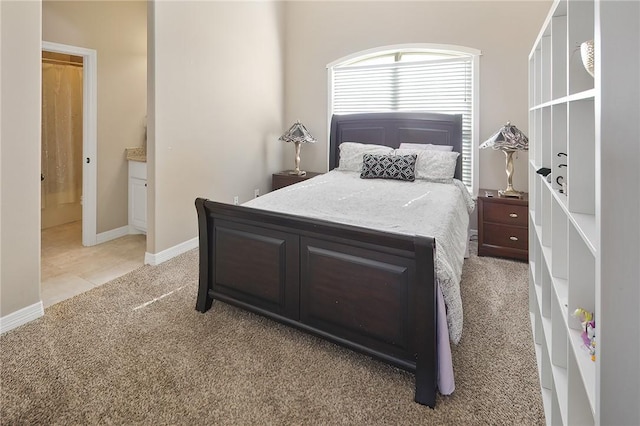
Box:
278 121 317 144
479 122 528 151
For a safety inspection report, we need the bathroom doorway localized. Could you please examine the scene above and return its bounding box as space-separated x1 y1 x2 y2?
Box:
41 51 83 230
41 42 97 246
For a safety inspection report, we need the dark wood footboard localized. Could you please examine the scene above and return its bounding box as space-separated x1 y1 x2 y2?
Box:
195 198 438 407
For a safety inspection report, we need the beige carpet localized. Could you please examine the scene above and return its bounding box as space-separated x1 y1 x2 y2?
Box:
1 243 544 425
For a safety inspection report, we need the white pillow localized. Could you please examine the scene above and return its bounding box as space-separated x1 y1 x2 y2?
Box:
394 148 459 180
399 143 454 152
337 142 394 172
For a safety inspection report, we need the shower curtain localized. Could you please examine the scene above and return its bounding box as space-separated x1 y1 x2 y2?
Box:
41 62 83 212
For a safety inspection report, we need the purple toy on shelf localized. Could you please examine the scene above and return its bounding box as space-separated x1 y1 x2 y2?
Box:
573 308 596 362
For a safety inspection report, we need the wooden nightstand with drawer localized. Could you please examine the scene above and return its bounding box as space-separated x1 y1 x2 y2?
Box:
477 189 528 261
272 171 323 191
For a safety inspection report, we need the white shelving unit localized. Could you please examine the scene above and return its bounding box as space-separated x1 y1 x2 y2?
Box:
528 1 639 425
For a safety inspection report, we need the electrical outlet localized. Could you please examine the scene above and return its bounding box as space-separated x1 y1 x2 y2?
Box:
254 189 260 198
233 196 239 205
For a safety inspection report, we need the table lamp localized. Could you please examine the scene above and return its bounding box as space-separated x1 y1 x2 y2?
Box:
480 122 529 198
279 120 317 176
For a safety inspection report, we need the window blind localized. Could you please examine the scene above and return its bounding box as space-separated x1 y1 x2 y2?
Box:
332 57 473 190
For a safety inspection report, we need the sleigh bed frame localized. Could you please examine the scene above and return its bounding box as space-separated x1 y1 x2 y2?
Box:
195 112 463 407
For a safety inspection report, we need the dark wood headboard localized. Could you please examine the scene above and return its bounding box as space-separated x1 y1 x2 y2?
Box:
329 112 463 180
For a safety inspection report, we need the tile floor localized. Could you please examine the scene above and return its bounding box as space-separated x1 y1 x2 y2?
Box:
41 221 146 308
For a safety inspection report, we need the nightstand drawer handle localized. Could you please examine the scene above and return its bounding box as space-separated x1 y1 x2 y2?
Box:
509 213 518 218
509 236 519 241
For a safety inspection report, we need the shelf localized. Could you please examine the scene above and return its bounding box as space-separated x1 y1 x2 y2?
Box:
528 89 596 111
531 312 553 426
534 281 543 317
567 225 596 331
567 0 595 95
568 328 596 417
567 98 596 218
568 352 596 426
551 103 567 195
529 206 569 322
528 0 564 59
553 277 568 325
530 1 598 424
540 176 553 247
529 1 640 424
553 365 569 424
529 158 542 174
540 177 597 256
535 223 552 269
551 196 568 279
569 212 597 255
531 261 572 426
554 188 567 210
541 387 552 426
551 15 567 99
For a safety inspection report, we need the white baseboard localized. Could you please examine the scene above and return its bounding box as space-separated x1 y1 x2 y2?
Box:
128 225 146 236
1 301 44 334
96 226 130 244
144 237 198 266
96 226 146 244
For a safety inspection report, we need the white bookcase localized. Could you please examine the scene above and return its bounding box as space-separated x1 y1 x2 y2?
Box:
528 1 639 425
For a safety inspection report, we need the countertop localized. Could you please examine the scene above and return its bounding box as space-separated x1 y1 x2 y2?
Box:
125 147 146 162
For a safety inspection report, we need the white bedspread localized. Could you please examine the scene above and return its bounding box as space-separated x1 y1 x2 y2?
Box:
244 170 474 344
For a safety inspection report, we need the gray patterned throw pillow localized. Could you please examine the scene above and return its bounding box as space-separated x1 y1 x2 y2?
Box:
360 153 417 181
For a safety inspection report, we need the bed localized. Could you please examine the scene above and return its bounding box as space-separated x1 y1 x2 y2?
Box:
195 112 470 407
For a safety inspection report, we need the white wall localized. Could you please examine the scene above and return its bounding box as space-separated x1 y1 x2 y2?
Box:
149 1 285 254
0 1 42 317
283 1 550 197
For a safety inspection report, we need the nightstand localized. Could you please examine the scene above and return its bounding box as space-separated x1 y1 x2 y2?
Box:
477 189 528 261
272 171 323 191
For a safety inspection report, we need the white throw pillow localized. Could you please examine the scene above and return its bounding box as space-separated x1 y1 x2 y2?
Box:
399 143 454 152
394 148 459 180
337 142 394 172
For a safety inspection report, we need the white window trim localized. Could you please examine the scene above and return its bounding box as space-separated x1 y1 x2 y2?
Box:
327 43 481 196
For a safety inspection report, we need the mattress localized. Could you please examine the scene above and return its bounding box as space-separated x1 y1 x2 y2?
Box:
245 169 474 343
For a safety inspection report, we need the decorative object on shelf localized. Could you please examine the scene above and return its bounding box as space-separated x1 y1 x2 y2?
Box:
536 167 552 183
573 308 596 361
580 40 595 77
555 153 567 193
279 120 317 176
536 167 551 176
556 175 568 195
479 122 529 198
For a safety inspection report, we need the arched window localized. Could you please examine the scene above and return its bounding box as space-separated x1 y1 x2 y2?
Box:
328 44 480 194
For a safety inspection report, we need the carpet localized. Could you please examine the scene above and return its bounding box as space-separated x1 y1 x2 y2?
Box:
1 243 544 425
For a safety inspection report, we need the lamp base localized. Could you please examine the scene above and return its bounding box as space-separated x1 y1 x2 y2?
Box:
498 149 524 198
498 188 524 198
289 141 306 177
